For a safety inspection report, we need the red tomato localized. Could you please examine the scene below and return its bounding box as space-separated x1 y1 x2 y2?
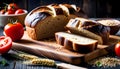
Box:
4 10 15 15
4 22 24 41
7 3 19 12
0 36 12 54
115 42 120 57
15 9 25 14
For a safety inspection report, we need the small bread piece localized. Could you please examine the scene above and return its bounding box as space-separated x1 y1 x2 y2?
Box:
55 32 98 53
65 18 110 44
97 19 120 35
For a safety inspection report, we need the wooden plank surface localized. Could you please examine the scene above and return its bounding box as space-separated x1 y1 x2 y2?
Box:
11 31 120 65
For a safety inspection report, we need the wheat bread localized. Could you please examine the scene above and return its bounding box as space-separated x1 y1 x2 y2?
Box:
55 32 98 53
65 18 110 44
24 4 87 40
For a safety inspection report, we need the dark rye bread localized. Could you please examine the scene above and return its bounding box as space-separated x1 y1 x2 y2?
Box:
65 18 110 44
55 32 98 53
96 18 120 35
24 4 87 40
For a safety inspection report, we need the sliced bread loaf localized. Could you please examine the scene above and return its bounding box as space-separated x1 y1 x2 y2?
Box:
25 4 87 40
65 18 110 44
55 32 98 53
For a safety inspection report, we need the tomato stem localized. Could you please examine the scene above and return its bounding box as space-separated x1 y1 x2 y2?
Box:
8 18 18 24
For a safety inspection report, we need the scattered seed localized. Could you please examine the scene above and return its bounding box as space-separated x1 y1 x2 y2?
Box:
88 57 120 68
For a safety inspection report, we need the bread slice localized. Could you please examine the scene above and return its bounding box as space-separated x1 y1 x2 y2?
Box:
55 32 98 53
25 4 87 40
65 18 110 44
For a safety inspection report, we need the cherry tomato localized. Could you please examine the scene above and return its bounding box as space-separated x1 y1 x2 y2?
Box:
0 36 12 54
15 9 25 14
4 22 24 41
115 42 120 57
7 3 19 12
4 10 15 15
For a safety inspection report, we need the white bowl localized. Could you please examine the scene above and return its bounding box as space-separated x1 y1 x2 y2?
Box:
0 10 28 27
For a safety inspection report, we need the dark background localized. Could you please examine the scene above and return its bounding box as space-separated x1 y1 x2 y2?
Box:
0 0 120 18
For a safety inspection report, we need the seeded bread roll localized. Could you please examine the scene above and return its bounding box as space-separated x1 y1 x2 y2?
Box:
55 32 98 53
65 18 110 44
96 19 120 35
24 4 87 40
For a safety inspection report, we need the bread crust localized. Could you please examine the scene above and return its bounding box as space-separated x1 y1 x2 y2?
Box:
65 18 110 44
25 4 87 40
55 32 98 53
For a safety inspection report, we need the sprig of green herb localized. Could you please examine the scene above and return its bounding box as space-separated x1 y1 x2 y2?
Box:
96 61 102 67
0 59 9 66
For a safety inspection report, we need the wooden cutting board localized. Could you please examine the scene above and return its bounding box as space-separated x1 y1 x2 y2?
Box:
12 32 120 65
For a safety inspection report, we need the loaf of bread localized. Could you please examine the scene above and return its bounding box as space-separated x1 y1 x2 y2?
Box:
55 32 98 53
65 18 110 44
96 18 120 35
24 4 87 40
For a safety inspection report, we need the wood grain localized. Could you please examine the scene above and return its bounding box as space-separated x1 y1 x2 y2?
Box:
12 32 120 65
